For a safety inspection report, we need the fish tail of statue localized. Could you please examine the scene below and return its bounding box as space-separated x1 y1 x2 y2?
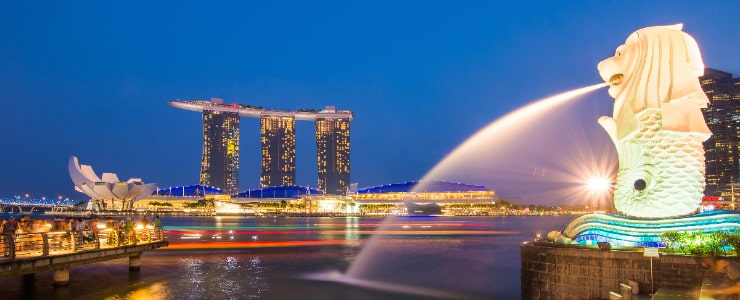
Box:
612 110 705 218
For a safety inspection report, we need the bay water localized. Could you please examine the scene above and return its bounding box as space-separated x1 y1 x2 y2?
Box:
0 215 573 299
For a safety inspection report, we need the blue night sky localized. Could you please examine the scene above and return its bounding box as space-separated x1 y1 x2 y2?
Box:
1 1 739 202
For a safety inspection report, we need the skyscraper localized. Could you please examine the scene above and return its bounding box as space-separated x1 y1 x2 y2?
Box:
260 114 296 187
701 68 740 194
316 109 351 195
200 107 240 194
170 100 352 194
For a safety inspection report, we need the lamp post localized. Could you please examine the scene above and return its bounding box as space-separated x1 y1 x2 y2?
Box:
731 176 736 210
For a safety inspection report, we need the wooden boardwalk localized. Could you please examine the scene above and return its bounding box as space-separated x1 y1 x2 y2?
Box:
0 227 168 286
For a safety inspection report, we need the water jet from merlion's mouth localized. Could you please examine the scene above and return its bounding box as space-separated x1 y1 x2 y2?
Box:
319 83 614 298
415 82 615 205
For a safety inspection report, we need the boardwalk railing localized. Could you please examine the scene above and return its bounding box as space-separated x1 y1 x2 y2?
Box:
1 226 166 260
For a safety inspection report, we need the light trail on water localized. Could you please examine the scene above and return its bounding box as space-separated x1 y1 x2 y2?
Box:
161 219 515 250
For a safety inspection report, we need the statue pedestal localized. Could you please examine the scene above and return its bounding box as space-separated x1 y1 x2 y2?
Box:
520 242 705 299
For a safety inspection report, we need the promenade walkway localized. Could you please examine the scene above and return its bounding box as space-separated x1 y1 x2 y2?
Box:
0 226 168 286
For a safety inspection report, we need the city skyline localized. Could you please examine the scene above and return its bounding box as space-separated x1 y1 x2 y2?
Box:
2 1 740 203
702 68 740 194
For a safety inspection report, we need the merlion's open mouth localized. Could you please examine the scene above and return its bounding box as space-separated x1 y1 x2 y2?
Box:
609 74 624 85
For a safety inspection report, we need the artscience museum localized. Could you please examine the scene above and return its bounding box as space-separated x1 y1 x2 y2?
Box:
68 156 157 211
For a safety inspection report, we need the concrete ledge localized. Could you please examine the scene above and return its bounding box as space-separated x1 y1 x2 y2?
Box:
521 242 709 299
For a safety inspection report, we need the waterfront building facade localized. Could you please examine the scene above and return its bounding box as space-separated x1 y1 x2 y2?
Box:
316 113 351 195
200 106 240 195
260 114 296 187
701 68 740 194
352 181 500 215
136 181 498 216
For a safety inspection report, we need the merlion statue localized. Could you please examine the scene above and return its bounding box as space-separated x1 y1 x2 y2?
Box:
597 24 711 218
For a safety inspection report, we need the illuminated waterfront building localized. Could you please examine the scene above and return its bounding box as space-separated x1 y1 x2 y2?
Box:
353 181 499 215
701 68 740 194
353 181 496 201
68 156 157 211
153 184 224 197
134 181 499 215
135 184 229 211
200 102 240 194
236 185 323 198
170 100 353 194
260 114 296 187
316 110 351 195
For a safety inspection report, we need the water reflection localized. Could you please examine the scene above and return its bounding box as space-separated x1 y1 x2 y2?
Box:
345 217 360 242
245 257 269 299
174 255 269 300
180 257 206 298
121 283 171 300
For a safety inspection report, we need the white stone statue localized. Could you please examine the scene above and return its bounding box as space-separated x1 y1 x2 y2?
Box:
597 24 711 218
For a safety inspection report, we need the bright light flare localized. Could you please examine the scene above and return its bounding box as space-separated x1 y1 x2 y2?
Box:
586 176 612 193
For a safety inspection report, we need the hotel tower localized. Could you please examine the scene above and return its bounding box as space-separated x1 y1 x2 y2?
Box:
316 114 351 195
199 102 240 194
170 99 353 195
260 113 296 187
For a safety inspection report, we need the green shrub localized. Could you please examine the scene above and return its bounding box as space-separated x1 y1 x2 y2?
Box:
660 230 735 256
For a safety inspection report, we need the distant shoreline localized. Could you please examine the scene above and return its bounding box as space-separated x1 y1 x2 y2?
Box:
3 211 581 219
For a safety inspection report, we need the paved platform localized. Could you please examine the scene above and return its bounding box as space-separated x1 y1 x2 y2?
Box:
651 286 699 299
619 285 713 300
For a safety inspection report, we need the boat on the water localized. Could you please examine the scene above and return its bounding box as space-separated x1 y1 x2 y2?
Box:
405 202 442 216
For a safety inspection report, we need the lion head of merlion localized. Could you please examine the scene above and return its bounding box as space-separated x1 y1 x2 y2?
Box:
597 24 711 142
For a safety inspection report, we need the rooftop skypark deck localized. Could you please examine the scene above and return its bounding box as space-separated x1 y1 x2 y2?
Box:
169 98 354 121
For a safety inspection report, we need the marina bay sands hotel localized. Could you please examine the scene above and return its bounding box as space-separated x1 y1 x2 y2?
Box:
169 98 353 195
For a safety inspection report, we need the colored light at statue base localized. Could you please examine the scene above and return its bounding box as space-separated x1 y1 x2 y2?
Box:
562 210 740 247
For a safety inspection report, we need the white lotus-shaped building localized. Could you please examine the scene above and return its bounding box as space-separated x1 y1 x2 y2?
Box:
69 156 157 211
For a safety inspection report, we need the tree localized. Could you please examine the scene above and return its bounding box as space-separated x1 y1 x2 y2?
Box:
280 200 287 212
